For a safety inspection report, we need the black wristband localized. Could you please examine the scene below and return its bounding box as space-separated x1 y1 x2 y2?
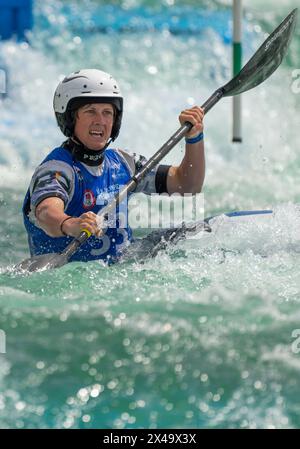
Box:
60 216 73 236
155 164 171 194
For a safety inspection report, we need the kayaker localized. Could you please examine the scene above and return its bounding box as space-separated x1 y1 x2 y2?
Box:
22 69 205 262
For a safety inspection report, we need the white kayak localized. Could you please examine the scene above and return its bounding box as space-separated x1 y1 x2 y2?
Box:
122 209 275 261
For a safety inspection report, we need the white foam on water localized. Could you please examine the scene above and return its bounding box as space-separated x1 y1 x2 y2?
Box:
0 0 300 429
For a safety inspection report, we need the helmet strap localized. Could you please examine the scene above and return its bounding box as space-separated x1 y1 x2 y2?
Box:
63 137 112 166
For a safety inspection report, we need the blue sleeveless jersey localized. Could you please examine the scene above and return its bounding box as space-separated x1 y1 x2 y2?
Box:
23 147 134 263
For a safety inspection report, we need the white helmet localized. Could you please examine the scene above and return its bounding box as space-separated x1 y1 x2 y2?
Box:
53 69 123 139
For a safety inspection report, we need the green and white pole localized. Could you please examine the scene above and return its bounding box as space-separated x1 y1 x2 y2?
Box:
233 0 242 142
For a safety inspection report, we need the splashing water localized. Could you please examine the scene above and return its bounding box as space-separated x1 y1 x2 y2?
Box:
0 0 300 429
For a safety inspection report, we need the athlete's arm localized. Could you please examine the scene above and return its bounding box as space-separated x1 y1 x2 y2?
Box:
166 106 205 195
35 197 102 238
122 106 204 196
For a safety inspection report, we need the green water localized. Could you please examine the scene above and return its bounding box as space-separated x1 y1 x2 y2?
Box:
0 0 300 429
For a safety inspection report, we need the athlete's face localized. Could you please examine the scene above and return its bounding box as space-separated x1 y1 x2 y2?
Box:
74 103 114 150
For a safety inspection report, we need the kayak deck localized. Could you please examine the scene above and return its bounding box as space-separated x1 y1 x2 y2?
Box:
121 209 274 261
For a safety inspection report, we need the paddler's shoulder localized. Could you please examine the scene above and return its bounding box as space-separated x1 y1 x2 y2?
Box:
105 148 145 175
42 144 74 165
